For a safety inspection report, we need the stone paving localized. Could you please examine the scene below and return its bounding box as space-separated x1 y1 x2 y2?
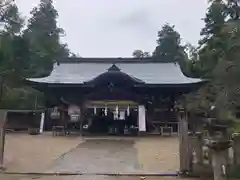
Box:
47 137 179 174
48 139 139 174
1 134 183 180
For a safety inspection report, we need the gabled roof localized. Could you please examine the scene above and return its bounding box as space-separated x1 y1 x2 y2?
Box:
28 57 202 85
85 64 145 85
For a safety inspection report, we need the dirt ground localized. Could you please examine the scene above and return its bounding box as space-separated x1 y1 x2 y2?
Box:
4 133 83 172
0 133 190 180
134 137 179 172
0 174 200 180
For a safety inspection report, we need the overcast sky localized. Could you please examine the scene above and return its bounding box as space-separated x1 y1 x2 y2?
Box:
15 0 208 57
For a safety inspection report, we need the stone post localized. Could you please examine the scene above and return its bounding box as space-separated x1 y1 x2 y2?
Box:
193 132 203 165
188 132 194 172
178 108 190 173
205 118 232 180
232 133 240 165
0 110 7 169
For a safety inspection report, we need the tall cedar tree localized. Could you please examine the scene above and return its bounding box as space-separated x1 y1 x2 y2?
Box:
183 0 228 114
24 0 69 77
152 23 190 76
152 24 185 62
185 0 240 118
0 1 44 109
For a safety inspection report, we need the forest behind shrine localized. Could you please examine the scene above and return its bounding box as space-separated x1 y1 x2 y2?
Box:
0 0 240 126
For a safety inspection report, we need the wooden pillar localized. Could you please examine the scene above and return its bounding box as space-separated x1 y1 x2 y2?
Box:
39 112 45 134
138 105 146 135
79 104 85 136
178 108 190 173
0 110 7 169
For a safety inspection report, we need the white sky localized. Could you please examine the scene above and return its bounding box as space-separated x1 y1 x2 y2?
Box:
15 0 208 57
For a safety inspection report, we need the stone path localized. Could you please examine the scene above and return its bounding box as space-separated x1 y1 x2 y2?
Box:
47 137 179 174
1 135 182 180
48 139 140 174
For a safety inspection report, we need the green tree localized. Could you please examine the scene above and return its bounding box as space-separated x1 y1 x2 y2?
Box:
24 0 69 77
227 0 240 20
0 1 28 84
0 0 13 20
183 0 228 113
184 0 240 118
197 0 227 77
151 23 193 76
152 23 185 63
0 1 45 110
132 50 150 58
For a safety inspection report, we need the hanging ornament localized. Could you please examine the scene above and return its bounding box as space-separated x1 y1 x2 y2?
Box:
127 105 130 116
104 105 108 116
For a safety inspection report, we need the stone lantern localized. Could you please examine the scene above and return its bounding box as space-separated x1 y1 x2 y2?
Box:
232 132 240 165
204 118 232 180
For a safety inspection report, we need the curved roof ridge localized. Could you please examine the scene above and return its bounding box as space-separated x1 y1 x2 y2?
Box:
84 68 145 85
56 57 174 64
27 61 202 85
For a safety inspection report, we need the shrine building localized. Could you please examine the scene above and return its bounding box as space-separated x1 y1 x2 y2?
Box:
27 57 203 135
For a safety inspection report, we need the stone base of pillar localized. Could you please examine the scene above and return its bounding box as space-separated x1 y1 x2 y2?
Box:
138 131 147 136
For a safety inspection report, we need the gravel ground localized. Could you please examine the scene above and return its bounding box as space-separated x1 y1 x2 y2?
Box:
4 133 83 172
1 134 185 180
47 137 179 174
0 174 200 180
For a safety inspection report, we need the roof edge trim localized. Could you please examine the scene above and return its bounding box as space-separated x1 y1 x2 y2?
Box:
55 57 179 64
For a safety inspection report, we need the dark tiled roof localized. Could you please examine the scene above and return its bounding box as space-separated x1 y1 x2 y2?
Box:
28 57 202 85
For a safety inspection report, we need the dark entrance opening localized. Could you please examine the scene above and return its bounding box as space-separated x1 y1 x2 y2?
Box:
83 105 138 135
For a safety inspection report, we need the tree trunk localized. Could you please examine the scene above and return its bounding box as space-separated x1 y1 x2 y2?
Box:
0 110 7 169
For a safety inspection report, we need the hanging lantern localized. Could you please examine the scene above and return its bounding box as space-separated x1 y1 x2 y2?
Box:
68 104 81 122
50 107 60 119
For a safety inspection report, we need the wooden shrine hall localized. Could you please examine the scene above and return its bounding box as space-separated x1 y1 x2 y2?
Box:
27 57 203 136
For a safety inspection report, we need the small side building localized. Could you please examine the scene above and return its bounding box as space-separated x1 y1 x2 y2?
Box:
27 57 203 135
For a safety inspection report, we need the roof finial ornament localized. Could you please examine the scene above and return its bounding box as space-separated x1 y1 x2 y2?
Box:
108 64 121 72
